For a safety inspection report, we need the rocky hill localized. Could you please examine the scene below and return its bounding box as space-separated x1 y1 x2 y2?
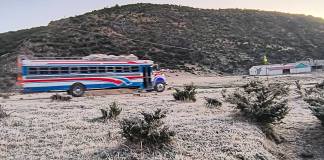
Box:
1 3 324 80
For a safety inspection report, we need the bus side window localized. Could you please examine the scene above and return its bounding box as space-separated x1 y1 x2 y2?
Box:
28 67 38 75
39 67 49 75
98 67 105 73
70 67 79 74
80 67 89 74
61 67 69 74
115 66 123 73
131 66 139 72
123 66 130 72
89 67 98 73
107 66 114 72
50 67 59 74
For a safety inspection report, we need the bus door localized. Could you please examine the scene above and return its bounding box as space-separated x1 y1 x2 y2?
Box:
143 66 152 89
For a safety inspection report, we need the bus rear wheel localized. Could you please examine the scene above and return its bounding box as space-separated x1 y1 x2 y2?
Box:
69 83 85 97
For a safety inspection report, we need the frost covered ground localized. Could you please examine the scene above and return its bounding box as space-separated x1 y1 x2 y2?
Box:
0 72 323 160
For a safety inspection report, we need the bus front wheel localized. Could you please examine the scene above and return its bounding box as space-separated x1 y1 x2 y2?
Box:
154 83 165 92
69 83 85 97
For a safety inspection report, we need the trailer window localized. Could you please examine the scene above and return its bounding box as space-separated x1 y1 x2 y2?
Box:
28 67 38 75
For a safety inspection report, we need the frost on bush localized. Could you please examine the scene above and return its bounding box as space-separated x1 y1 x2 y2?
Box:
108 101 122 119
50 94 72 101
204 97 222 108
226 81 290 124
120 109 175 146
98 102 122 121
303 81 324 125
173 83 197 102
304 97 324 125
0 105 9 119
315 80 324 89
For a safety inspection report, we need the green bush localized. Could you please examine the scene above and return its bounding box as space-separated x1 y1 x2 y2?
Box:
304 97 324 125
0 105 8 119
295 80 302 91
204 97 222 108
226 81 290 124
303 81 324 125
221 89 227 99
120 109 175 146
108 102 122 119
0 93 10 99
99 101 122 120
315 80 324 89
173 84 197 102
50 94 72 101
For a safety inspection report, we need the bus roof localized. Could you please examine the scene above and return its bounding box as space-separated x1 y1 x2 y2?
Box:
19 55 154 66
21 59 154 66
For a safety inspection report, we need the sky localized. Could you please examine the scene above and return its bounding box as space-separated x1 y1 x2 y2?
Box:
1 0 324 33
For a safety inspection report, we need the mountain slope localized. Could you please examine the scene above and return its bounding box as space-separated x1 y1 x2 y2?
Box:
1 3 324 76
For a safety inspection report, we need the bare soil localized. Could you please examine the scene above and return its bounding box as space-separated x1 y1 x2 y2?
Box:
0 72 323 160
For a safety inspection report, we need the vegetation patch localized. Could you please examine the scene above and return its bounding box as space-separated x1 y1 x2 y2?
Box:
92 102 122 122
304 97 324 125
0 93 10 99
50 94 72 101
173 83 197 102
204 97 222 108
315 80 324 89
0 105 9 119
120 109 175 146
226 81 290 124
225 81 290 143
303 81 324 125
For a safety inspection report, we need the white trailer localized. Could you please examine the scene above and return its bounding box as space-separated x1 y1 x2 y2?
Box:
249 63 311 76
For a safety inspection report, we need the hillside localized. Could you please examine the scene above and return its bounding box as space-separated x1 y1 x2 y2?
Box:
1 3 324 79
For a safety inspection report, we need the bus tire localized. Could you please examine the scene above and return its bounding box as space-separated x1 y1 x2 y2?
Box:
69 83 86 97
154 83 165 92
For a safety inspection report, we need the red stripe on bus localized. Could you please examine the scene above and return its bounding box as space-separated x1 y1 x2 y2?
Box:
125 76 143 79
32 60 136 62
33 61 140 64
23 77 123 84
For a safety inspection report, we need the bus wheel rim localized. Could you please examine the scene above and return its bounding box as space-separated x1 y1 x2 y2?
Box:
73 87 82 95
156 83 164 91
